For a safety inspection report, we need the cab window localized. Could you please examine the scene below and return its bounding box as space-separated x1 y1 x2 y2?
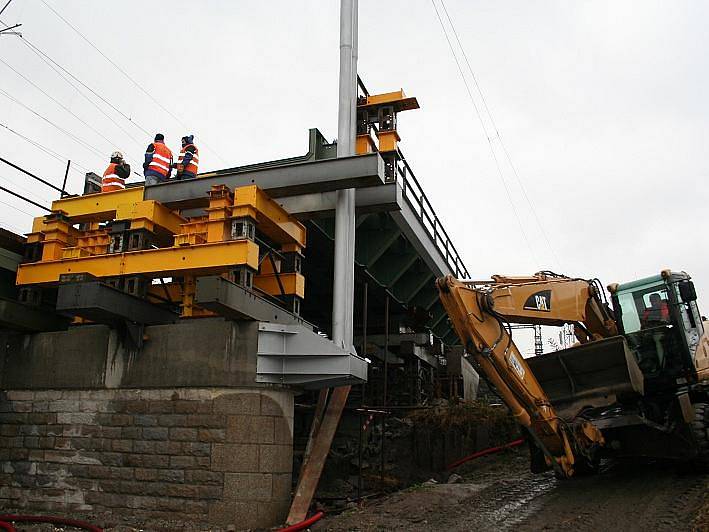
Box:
617 284 670 333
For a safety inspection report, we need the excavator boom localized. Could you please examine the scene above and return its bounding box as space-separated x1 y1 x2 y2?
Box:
436 273 612 477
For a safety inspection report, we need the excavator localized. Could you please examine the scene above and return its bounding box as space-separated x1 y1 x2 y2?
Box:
437 270 709 478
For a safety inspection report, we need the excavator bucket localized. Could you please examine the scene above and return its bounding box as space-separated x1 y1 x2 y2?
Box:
526 336 644 420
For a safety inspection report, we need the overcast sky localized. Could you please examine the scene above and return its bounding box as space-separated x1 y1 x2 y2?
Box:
1 1 707 353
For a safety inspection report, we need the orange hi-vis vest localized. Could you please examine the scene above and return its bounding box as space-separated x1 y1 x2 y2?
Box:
178 144 199 175
101 163 125 192
148 141 173 177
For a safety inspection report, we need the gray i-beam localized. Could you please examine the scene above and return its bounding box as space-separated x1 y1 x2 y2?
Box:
332 0 357 350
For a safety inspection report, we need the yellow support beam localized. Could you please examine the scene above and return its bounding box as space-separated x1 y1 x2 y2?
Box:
234 185 306 248
254 272 305 298
16 240 259 286
49 188 144 223
115 200 187 235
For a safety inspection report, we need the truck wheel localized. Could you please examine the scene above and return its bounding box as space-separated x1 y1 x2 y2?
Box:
692 402 709 471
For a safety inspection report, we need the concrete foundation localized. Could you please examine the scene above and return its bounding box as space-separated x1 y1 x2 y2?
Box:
0 388 293 529
0 319 296 530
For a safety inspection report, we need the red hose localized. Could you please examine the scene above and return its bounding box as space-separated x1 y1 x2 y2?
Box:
0 514 102 532
446 438 525 470
0 521 16 532
277 511 325 532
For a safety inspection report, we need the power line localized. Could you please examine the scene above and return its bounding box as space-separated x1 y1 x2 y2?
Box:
0 182 51 211
439 0 562 269
39 0 227 165
0 56 130 154
0 18 152 140
430 0 538 264
19 37 152 137
0 156 65 194
0 174 53 206
0 121 89 173
0 86 105 157
0 0 13 18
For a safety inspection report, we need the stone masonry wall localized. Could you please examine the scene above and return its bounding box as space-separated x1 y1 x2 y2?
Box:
0 387 294 530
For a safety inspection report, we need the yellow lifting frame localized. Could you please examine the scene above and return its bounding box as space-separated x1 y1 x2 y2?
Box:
233 185 306 249
16 240 259 286
50 188 144 223
115 200 186 235
254 272 305 299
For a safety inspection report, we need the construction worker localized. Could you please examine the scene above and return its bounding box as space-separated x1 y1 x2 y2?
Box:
143 133 173 185
101 151 131 192
175 135 199 180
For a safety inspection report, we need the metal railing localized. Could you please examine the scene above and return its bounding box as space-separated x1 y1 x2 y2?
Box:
394 149 470 279
357 76 469 279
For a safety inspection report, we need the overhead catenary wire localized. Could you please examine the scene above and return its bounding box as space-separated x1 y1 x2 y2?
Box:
430 0 539 265
0 86 105 158
439 0 562 270
0 56 133 155
0 182 51 211
0 0 13 18
0 18 152 141
39 0 228 165
0 121 89 174
0 157 65 194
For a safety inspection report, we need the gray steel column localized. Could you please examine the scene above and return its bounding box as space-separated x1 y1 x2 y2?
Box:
333 0 357 350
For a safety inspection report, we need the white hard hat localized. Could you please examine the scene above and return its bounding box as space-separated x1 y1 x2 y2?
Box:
111 151 123 160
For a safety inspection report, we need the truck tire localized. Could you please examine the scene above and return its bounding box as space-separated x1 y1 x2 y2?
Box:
692 402 709 471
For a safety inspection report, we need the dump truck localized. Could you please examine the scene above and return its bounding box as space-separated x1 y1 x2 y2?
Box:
437 270 709 477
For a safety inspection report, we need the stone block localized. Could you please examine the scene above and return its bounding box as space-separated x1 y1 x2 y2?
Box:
185 470 222 485
111 439 133 453
141 454 169 469
271 473 292 500
183 442 210 457
110 466 134 480
99 426 121 439
7 391 34 401
185 414 225 428
273 417 293 445
259 445 293 474
157 468 184 482
147 401 175 414
226 415 274 444
257 500 290 526
158 414 186 427
154 440 183 455
169 427 197 441
214 393 260 416
198 485 222 499
142 427 169 441
211 444 259 473
198 428 225 443
223 472 272 501
134 468 158 482
261 392 294 417
208 501 259 528
175 400 212 414
122 426 141 439
169 455 196 469
133 415 158 427
133 440 156 454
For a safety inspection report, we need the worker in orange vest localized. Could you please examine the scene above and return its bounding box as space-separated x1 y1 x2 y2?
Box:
101 151 131 192
175 135 199 180
143 133 173 185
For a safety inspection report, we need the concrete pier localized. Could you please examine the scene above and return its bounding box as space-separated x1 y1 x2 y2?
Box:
0 320 297 529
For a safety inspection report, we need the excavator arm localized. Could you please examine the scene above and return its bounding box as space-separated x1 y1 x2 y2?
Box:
436 272 614 477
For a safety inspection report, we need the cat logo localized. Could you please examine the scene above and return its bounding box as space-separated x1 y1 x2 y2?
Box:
523 290 551 312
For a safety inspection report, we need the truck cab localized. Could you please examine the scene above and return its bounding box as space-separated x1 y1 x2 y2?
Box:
610 271 706 388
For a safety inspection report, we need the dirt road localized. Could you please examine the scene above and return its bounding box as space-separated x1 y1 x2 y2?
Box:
315 449 709 531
